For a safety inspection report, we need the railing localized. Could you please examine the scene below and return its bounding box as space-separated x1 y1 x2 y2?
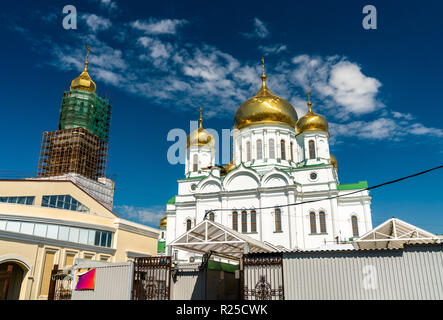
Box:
0 171 35 180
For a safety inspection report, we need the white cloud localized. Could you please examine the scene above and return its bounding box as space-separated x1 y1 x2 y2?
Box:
82 14 112 32
114 205 163 226
242 17 270 39
410 123 443 137
259 44 287 55
131 18 188 35
100 0 118 11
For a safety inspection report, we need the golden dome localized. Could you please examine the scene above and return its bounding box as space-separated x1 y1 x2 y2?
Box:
222 161 235 174
159 216 167 229
296 91 329 136
187 107 215 148
70 46 96 93
234 58 298 130
330 154 338 171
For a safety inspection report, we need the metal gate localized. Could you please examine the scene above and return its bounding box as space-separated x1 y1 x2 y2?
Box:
242 253 284 300
48 265 73 300
132 256 172 300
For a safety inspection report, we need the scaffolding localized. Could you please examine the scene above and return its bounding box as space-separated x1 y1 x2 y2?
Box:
59 89 112 142
37 127 108 181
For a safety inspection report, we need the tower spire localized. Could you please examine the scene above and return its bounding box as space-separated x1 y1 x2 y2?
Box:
199 106 203 129
307 89 312 112
260 57 267 88
84 45 91 72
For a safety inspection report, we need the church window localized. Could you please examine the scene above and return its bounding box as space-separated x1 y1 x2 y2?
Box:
280 140 286 160
310 212 317 234
251 210 257 233
193 154 198 172
209 212 214 221
290 142 294 161
269 139 275 159
275 208 282 232
319 211 326 233
256 140 263 160
241 210 247 233
351 216 359 237
246 141 251 162
232 211 238 231
186 219 192 231
309 140 316 159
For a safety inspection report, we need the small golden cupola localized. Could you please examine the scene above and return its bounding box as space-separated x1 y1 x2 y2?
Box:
234 58 298 130
159 216 167 229
186 107 215 148
70 45 97 93
296 90 329 136
330 154 338 171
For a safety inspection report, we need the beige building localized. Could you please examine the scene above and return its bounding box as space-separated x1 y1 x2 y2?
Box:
0 179 160 300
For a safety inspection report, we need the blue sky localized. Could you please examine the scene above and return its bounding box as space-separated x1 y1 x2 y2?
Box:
0 0 442 233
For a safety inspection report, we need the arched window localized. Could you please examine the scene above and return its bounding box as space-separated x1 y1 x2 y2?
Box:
186 219 192 231
241 210 247 233
232 211 238 231
280 140 286 160
274 208 282 232
250 210 257 233
319 211 326 233
309 140 316 159
193 154 198 172
246 141 251 162
290 142 294 161
209 212 214 221
351 216 359 237
310 212 317 234
256 140 263 160
269 139 275 159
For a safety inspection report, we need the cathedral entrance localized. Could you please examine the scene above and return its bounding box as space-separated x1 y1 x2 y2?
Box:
0 262 26 300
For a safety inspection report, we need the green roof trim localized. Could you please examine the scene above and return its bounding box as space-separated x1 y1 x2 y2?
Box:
178 175 207 181
167 196 176 204
338 181 368 190
157 241 166 254
208 260 240 273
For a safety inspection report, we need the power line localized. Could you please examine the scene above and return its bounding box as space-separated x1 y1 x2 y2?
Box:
202 164 443 214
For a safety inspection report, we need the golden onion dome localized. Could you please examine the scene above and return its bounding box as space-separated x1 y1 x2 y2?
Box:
296 91 329 136
187 107 215 148
330 154 338 171
159 216 167 229
70 46 96 93
234 58 298 130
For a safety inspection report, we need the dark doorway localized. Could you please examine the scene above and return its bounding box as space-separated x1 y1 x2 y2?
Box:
0 263 26 300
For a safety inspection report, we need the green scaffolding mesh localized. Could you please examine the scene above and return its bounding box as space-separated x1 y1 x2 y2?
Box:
58 89 112 142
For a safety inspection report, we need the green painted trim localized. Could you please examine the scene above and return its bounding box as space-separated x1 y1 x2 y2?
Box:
297 163 328 169
338 181 368 190
178 175 207 181
208 260 240 273
167 196 176 204
157 241 166 254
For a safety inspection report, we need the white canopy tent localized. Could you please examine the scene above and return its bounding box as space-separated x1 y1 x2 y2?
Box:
354 217 440 249
169 219 278 260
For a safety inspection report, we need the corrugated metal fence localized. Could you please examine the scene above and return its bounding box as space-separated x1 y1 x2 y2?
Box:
282 244 443 300
71 261 133 300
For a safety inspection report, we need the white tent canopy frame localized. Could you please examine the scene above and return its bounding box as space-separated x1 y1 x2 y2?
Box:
354 217 440 249
168 219 278 260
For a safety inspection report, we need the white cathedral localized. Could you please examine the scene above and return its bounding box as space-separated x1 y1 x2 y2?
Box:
162 61 373 262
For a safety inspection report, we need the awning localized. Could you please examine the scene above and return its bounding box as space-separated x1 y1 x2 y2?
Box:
354 218 440 249
169 220 277 260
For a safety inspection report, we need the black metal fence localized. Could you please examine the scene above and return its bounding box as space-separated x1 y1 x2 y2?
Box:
242 253 284 300
132 256 172 300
